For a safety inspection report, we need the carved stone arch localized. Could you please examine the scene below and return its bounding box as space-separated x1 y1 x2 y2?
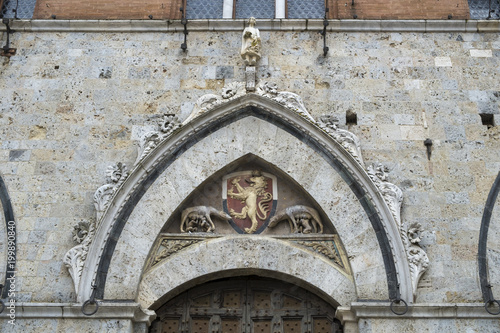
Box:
78 94 413 306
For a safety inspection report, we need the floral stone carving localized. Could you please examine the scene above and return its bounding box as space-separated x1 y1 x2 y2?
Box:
294 240 343 267
183 81 316 125
406 223 430 299
183 82 246 125
63 220 96 293
94 162 129 221
367 163 429 300
367 163 403 227
151 239 202 268
256 82 315 122
268 205 323 234
136 114 182 165
317 115 365 167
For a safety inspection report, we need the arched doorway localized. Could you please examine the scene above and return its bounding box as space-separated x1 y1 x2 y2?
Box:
150 276 342 333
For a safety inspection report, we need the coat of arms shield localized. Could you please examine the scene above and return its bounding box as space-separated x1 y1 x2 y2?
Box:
222 171 277 234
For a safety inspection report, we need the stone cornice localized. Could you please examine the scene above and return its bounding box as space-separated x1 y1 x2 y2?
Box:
336 302 500 322
9 302 156 324
0 19 499 33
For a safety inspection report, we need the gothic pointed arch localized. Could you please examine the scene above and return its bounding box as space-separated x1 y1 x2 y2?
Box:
74 91 414 308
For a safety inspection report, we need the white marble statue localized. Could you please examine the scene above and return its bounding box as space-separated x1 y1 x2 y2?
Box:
241 17 261 66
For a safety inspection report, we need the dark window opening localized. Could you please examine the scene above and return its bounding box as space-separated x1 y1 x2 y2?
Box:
480 113 495 128
346 110 357 126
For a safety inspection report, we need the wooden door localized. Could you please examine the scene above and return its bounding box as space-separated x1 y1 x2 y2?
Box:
151 276 342 333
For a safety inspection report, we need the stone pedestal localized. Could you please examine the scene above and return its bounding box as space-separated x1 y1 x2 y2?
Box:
245 66 256 92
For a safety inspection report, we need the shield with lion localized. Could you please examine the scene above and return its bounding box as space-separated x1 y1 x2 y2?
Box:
222 170 277 234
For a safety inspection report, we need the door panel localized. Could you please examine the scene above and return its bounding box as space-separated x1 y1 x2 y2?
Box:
152 277 341 333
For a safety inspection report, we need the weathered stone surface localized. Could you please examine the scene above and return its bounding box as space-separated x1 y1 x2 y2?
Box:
1 25 499 332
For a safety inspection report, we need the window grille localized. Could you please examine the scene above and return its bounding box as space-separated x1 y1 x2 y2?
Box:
1 0 37 19
287 0 324 19
235 0 275 19
468 0 500 19
186 0 223 19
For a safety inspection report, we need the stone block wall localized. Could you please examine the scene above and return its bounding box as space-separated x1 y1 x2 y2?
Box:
0 22 499 331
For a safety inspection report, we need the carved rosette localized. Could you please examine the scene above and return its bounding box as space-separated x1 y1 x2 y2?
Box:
367 163 429 300
317 115 365 167
63 220 96 293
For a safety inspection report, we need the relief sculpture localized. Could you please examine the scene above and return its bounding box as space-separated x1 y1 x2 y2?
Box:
180 206 231 233
227 171 273 234
268 205 323 234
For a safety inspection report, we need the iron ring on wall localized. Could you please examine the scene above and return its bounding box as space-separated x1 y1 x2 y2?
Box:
390 299 408 315
485 299 500 315
81 299 99 316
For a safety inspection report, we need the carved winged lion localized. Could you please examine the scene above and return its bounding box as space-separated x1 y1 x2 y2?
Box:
268 205 323 234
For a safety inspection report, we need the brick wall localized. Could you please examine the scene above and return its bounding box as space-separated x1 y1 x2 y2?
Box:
33 0 183 19
327 0 470 20
32 0 470 20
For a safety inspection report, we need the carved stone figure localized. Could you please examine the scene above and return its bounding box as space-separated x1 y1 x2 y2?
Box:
180 206 231 233
241 17 261 66
318 115 365 167
227 170 273 234
268 205 323 234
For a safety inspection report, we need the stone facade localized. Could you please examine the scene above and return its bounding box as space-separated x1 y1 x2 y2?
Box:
0 17 500 332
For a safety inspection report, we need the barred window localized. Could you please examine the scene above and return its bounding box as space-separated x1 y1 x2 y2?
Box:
468 0 500 19
186 0 224 19
236 0 275 19
1 0 37 19
186 0 325 19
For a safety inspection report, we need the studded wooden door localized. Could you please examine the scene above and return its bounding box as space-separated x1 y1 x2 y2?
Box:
151 276 342 333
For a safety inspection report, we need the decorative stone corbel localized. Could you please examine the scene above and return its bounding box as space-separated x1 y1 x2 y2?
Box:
317 115 365 167
63 220 96 294
94 162 128 221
